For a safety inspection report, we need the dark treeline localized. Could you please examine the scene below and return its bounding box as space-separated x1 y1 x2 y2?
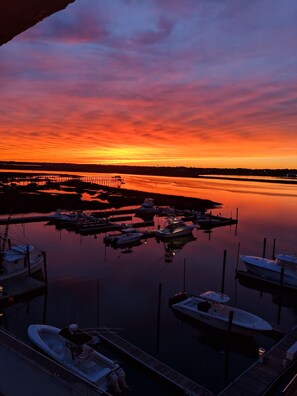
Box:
0 161 296 178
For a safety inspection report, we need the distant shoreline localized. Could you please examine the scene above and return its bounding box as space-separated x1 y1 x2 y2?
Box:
0 172 220 216
1 161 297 185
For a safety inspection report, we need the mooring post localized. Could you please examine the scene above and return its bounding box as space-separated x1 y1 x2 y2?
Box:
280 267 284 288
183 259 186 291
272 238 276 260
96 278 100 327
235 242 240 273
262 237 267 258
221 250 227 294
156 283 162 354
26 245 31 276
42 251 48 284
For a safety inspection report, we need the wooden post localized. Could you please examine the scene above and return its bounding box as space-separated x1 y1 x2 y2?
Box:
236 242 240 273
221 250 227 294
96 278 100 327
156 283 162 354
272 238 276 260
280 267 284 287
42 251 48 284
235 208 239 236
183 259 186 291
26 245 31 276
262 238 267 258
277 295 282 325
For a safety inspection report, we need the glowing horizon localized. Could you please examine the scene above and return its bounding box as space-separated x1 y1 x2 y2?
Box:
0 0 296 169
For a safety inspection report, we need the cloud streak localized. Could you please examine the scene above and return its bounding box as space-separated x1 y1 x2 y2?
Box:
0 0 296 168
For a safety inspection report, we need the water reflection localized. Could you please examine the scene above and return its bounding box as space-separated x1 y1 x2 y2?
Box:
237 274 297 321
157 234 197 263
1 173 297 395
172 310 259 358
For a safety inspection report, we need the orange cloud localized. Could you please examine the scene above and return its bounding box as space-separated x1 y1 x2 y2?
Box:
0 0 296 168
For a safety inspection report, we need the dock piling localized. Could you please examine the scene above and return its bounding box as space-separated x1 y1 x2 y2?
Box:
262 237 267 258
42 251 48 284
221 250 227 294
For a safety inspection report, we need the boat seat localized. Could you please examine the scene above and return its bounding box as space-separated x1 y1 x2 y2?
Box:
52 343 64 354
197 301 211 312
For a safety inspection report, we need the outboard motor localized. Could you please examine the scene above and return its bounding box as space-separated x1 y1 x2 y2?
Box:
168 291 188 306
116 367 130 390
108 371 121 394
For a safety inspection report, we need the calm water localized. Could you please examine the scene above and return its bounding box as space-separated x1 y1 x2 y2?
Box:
1 173 297 395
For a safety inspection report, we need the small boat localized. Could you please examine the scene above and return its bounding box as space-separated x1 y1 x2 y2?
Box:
135 198 159 216
27 324 129 394
0 244 44 282
169 290 272 335
156 217 196 239
240 253 297 287
104 228 143 247
113 231 143 247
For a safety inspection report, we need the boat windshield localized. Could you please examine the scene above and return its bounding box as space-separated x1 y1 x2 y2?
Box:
59 327 93 345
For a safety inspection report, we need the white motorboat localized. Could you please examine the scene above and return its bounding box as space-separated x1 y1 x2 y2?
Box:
49 209 94 224
113 231 143 247
156 217 196 239
0 244 44 282
169 290 272 335
27 324 129 394
240 253 297 287
104 229 143 247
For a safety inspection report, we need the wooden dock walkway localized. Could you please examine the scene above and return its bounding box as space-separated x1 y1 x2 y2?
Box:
218 325 297 395
0 276 47 306
0 328 110 396
92 327 214 396
0 215 49 225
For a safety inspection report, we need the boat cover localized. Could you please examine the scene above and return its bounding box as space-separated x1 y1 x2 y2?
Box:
200 291 230 303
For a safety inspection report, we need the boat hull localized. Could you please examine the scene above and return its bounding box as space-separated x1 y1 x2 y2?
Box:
156 225 196 239
0 254 44 282
240 255 297 287
27 324 121 392
171 296 272 335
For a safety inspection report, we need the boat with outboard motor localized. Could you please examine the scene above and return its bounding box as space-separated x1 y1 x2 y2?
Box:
156 217 196 239
0 244 44 282
27 324 129 394
240 253 297 287
1 223 45 282
169 290 272 335
104 228 143 247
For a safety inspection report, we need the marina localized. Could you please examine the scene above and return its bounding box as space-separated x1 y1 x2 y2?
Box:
0 173 297 395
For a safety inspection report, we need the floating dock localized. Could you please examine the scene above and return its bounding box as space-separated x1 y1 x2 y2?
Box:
218 325 297 395
91 327 214 396
0 276 47 306
0 215 49 225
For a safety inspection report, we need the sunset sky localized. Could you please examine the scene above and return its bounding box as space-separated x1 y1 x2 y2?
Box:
0 0 296 168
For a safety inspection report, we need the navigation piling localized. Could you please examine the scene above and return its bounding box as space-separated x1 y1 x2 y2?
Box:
221 250 227 294
156 283 162 354
262 237 267 258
